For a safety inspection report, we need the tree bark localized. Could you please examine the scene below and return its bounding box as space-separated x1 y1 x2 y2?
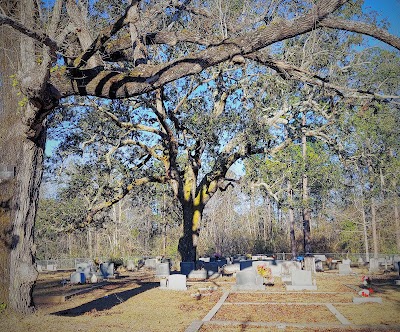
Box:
9 122 46 313
178 202 199 262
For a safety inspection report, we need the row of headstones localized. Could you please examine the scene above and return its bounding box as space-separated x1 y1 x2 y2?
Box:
156 260 315 291
70 262 115 284
233 260 317 291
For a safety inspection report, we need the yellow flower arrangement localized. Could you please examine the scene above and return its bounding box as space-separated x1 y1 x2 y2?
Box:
257 264 272 278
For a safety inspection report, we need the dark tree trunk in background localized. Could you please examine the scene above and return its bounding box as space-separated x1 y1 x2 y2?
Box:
178 202 199 263
302 113 311 254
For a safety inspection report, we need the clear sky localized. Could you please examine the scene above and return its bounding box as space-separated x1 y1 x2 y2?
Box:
364 0 400 36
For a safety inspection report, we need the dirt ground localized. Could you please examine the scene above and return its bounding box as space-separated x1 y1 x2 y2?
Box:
1 267 400 332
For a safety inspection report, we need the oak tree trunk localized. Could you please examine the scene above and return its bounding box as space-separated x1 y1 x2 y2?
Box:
178 202 199 262
9 123 46 313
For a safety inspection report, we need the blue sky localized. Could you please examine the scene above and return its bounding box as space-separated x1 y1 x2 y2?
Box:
364 0 400 35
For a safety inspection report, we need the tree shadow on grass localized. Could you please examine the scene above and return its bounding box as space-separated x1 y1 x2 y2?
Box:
52 281 159 317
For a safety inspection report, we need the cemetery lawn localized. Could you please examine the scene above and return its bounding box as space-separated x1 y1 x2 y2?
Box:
1 267 400 332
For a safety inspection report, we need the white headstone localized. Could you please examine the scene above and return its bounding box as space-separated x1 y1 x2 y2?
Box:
168 274 187 290
304 256 316 274
342 259 351 265
199 257 210 263
292 270 313 286
232 269 265 290
281 261 301 282
369 258 380 273
286 270 317 291
339 263 352 275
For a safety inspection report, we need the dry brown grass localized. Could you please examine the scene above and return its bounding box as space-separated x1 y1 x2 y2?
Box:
1 268 400 331
213 303 338 323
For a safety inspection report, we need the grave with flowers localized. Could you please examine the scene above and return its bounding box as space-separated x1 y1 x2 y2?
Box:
256 263 274 286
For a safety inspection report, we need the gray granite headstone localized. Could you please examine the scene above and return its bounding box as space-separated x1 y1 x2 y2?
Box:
180 262 195 276
156 262 170 277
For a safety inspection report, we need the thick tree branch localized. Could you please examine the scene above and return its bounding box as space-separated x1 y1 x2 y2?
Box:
319 17 400 51
72 0 140 68
53 0 348 98
0 13 58 53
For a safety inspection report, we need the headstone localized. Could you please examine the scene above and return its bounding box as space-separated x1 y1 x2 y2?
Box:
180 262 195 276
47 264 57 271
315 260 324 272
203 262 219 275
314 254 327 262
76 262 90 272
393 256 400 271
357 257 364 267
90 273 98 283
239 260 253 270
100 262 114 278
160 277 168 289
222 263 240 276
188 269 207 279
199 257 210 263
286 270 317 291
281 261 301 282
145 258 158 269
37 265 43 272
338 263 352 275
156 262 170 277
232 269 265 291
126 260 135 271
369 258 380 273
304 256 316 274
167 274 187 290
70 272 85 284
342 259 351 265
